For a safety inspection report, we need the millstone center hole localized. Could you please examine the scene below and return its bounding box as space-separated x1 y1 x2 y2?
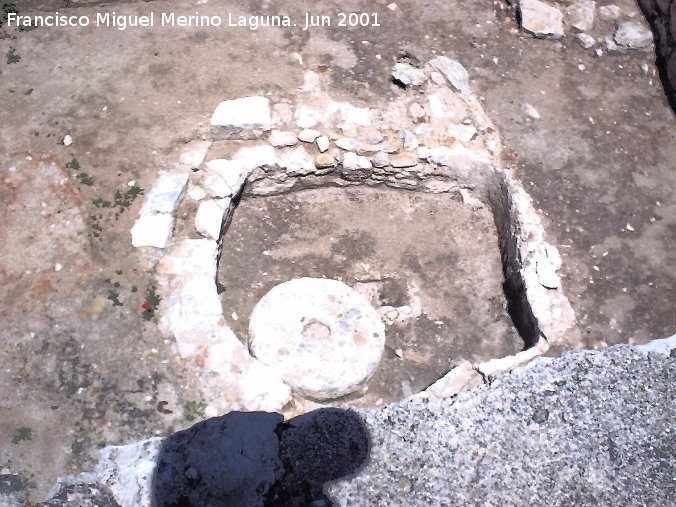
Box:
302 318 332 342
217 185 524 407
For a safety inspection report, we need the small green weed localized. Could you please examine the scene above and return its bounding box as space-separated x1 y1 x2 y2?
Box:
184 401 207 422
141 285 161 321
12 427 31 444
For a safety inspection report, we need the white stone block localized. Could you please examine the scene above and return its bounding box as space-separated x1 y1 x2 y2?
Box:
269 130 298 147
140 172 189 215
156 238 218 278
447 124 478 144
178 140 211 168
298 128 321 143
130 214 175 248
200 170 233 198
518 0 565 39
614 21 653 49
279 145 315 176
233 145 278 171
342 152 372 171
204 158 251 195
96 438 163 507
211 96 273 140
316 136 330 153
422 361 483 398
195 199 230 240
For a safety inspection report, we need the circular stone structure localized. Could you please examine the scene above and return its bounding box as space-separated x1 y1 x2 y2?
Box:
248 277 386 400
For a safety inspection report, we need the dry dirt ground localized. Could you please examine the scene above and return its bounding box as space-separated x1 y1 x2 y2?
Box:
0 0 674 500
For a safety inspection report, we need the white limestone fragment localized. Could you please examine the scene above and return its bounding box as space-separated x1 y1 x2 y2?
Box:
63 134 73 146
316 136 330 152
96 438 163 507
140 172 189 215
342 152 372 172
568 0 595 32
447 124 477 144
157 245 224 360
130 214 175 248
302 70 321 93
298 128 321 143
178 140 211 168
429 56 470 92
205 158 252 195
427 90 467 122
249 278 386 400
279 145 315 176
211 96 273 140
598 4 622 20
371 151 390 168
204 334 293 411
187 184 207 201
518 0 565 39
269 130 298 147
522 103 541 119
392 63 427 87
195 199 230 240
577 33 596 49
336 137 358 151
614 21 653 49
420 361 484 399
200 169 233 198
233 145 278 171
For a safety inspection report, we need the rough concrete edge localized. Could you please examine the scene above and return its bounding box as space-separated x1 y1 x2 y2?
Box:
38 333 675 507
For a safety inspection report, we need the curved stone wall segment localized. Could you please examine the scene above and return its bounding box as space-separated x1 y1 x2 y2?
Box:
130 57 580 414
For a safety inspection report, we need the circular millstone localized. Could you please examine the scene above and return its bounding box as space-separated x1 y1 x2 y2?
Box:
248 277 386 400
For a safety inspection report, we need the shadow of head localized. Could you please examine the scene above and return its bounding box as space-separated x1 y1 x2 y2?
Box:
152 408 370 506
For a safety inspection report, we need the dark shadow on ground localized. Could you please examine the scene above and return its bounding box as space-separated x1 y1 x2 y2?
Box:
152 408 370 507
637 0 676 114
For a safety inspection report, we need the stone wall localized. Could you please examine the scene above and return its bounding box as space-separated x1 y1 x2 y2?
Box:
638 0 676 111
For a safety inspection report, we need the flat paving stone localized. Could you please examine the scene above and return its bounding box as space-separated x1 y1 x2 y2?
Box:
248 277 386 400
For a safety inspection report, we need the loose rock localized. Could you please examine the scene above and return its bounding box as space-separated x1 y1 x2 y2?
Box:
577 32 596 48
598 4 622 20
522 103 541 119
568 0 596 32
391 63 427 87
614 21 653 49
518 0 565 39
429 56 470 92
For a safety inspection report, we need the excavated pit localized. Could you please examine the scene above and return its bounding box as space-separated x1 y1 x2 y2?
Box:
217 184 524 407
